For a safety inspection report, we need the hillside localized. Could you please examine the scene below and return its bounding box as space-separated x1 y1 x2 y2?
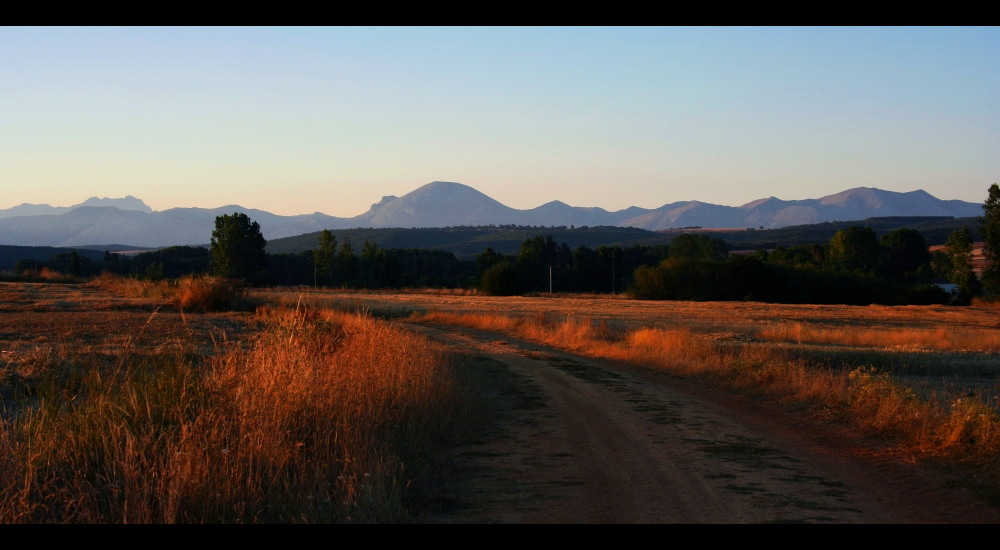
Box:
689 216 983 250
266 216 981 258
266 226 659 258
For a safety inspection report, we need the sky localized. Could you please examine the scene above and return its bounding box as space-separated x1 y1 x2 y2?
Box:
1 27 998 217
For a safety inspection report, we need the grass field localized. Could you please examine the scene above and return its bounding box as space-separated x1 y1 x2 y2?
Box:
5 281 1000 520
0 281 492 523
263 289 1000 489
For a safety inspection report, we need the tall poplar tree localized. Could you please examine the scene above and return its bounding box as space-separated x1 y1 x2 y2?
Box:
980 183 1000 294
210 212 267 281
315 229 337 286
944 225 976 297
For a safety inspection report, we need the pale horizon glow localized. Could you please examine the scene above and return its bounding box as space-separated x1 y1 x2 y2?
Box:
2 27 998 216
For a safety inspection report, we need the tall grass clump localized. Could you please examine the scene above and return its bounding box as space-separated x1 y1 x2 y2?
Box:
177 276 248 312
0 306 462 523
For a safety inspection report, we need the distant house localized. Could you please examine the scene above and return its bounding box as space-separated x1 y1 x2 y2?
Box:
935 283 959 295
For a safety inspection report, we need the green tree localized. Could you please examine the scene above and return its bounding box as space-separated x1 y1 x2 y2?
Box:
980 183 1000 294
669 234 728 261
70 250 81 277
828 226 879 273
943 225 977 297
337 239 356 286
210 212 267 280
880 227 931 282
315 229 337 286
480 262 521 296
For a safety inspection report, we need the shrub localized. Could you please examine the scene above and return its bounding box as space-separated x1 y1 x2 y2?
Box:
479 262 521 296
179 276 248 312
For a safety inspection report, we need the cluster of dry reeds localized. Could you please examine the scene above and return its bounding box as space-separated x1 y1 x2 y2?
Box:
412 311 1000 467
0 306 459 523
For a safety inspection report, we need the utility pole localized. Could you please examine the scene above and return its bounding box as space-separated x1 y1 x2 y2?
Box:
611 249 615 295
549 265 552 294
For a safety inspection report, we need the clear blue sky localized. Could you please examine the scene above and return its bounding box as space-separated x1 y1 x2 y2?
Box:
2 27 997 216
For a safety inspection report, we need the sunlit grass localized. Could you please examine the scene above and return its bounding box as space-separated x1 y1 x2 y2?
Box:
0 305 465 523
756 322 1000 353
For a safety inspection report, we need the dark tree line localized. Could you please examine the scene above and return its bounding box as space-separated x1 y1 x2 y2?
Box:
631 227 949 305
476 234 675 295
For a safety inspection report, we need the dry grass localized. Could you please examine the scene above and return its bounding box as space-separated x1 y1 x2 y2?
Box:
756 323 1000 353
0 268 83 284
92 272 179 301
0 305 464 523
178 277 248 312
93 273 251 312
411 310 1000 470
971 296 1000 309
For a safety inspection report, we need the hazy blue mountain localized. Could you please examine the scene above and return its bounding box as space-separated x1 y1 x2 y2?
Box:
0 182 983 248
350 182 638 228
732 188 981 229
355 181 520 227
0 195 152 219
0 206 353 248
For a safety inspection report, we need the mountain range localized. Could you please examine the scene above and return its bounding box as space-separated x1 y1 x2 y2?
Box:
0 182 983 248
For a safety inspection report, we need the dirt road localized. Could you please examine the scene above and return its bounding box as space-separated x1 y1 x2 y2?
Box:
411 322 1000 523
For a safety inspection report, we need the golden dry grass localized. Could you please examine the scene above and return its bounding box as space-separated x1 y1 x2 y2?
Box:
0 305 463 523
92 272 179 301
92 273 251 312
756 323 1000 353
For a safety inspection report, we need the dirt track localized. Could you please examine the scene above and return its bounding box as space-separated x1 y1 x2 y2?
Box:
411 322 1000 523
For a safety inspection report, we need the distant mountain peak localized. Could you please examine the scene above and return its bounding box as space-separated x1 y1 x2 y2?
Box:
75 196 153 213
740 197 778 209
372 195 398 208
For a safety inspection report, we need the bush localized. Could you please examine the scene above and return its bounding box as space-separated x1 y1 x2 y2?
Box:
179 276 248 312
479 262 521 296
